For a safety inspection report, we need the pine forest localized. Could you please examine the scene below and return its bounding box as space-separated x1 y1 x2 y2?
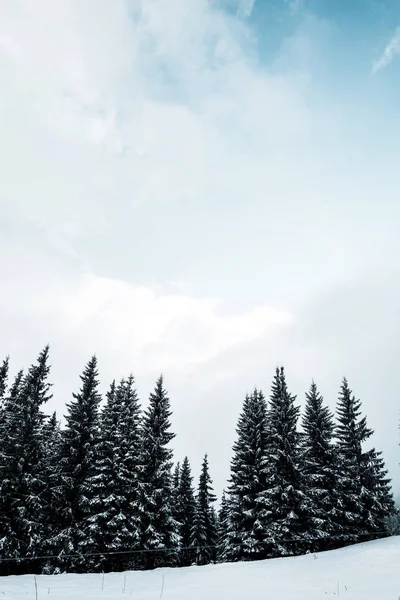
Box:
0 347 397 576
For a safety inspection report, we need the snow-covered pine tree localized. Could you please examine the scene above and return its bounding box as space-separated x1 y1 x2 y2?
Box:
301 381 338 551
80 379 121 572
0 347 52 574
360 447 395 536
0 369 24 575
116 375 143 570
82 375 142 572
217 490 229 562
0 356 9 400
224 388 268 562
41 412 63 573
334 378 393 544
176 457 196 566
335 378 371 543
56 356 101 572
171 461 181 542
0 356 10 434
191 454 218 565
138 375 179 569
261 367 309 557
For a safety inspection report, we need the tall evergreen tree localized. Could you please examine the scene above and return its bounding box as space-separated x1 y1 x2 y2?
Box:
0 356 9 401
171 462 181 533
335 378 371 542
41 412 63 573
82 376 142 572
217 490 229 562
0 369 23 574
301 381 338 550
191 454 217 565
0 356 10 434
261 367 309 557
224 389 268 562
56 356 101 572
80 380 121 572
116 375 143 569
0 347 52 574
335 378 395 542
361 447 395 534
176 457 196 566
139 375 179 569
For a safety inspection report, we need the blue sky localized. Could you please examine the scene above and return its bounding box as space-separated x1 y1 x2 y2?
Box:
0 0 399 499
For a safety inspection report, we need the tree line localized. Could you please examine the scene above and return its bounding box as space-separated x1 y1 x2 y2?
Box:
0 347 397 576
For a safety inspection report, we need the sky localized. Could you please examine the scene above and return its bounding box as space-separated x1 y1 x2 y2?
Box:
0 0 400 502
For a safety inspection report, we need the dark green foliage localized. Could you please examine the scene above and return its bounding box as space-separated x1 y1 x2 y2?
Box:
334 378 395 543
0 347 52 574
217 490 229 562
262 367 309 556
191 454 217 565
224 389 269 561
360 447 395 534
138 375 179 569
82 376 142 572
301 382 338 550
171 462 181 531
335 378 372 541
0 357 11 434
0 356 9 400
56 356 101 571
176 457 196 566
41 412 63 573
116 375 143 568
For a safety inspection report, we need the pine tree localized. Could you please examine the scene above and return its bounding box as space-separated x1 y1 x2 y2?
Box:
0 356 10 436
0 347 52 574
217 491 229 562
301 381 338 550
335 378 370 542
191 454 217 565
116 375 143 570
41 412 63 573
0 370 23 574
261 367 309 557
57 356 101 572
139 375 179 569
171 462 181 534
0 356 9 401
82 376 142 572
224 389 269 562
176 457 196 566
361 447 395 534
80 380 121 572
334 378 394 543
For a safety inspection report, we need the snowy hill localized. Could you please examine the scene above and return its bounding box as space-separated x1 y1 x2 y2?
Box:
1 537 399 599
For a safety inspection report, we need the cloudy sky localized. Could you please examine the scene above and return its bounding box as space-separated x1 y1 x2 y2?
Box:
1 0 400 501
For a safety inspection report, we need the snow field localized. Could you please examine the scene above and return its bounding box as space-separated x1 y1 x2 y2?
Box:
1 537 399 600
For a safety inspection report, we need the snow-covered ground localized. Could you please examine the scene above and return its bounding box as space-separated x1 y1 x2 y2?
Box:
1 537 399 599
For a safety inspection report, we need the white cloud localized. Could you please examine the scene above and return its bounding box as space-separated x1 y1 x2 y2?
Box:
0 263 293 375
0 0 319 244
372 26 400 73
